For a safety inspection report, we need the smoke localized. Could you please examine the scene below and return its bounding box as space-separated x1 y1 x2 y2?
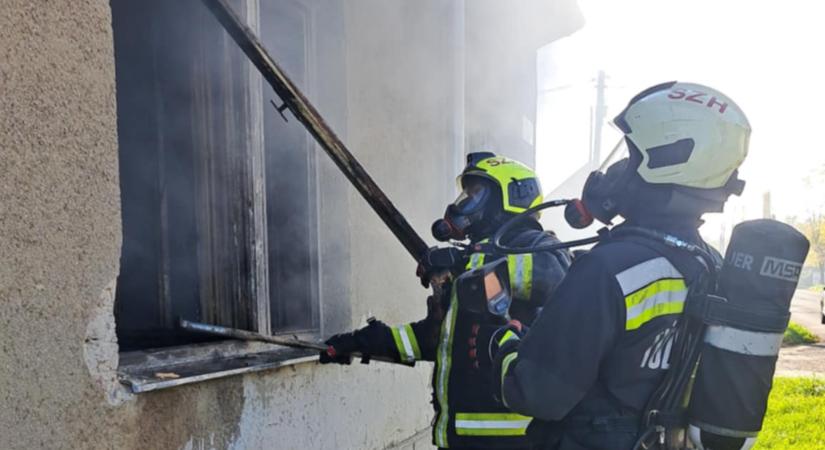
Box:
110 0 587 348
112 0 305 348
464 0 583 168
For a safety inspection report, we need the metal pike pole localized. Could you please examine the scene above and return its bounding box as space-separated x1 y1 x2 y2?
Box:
188 0 449 360
180 319 398 364
200 0 430 262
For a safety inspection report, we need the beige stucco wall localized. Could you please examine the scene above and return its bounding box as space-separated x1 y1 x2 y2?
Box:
0 1 443 449
0 1 580 449
0 0 125 446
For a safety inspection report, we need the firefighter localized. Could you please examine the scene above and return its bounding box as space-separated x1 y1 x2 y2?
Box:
320 152 571 450
486 82 752 450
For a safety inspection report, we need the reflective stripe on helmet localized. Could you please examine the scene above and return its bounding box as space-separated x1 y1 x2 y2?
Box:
455 412 531 436
391 324 422 363
434 289 459 448
616 257 687 330
507 254 533 301
704 325 783 357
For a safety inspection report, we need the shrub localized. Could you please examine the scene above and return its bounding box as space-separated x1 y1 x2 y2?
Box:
783 322 819 346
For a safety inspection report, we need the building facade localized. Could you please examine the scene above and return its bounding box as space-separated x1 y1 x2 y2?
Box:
0 1 581 448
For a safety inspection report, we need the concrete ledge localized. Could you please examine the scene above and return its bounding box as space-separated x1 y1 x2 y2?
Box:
118 340 318 393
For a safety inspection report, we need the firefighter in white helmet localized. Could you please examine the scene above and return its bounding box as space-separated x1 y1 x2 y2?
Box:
483 82 752 450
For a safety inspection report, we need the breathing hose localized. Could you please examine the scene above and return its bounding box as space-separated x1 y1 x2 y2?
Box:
490 199 601 255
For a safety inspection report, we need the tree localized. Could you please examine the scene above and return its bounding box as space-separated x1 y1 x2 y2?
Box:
797 214 825 284
795 165 825 284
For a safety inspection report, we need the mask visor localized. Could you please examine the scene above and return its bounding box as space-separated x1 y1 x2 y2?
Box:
598 137 629 172
450 180 491 216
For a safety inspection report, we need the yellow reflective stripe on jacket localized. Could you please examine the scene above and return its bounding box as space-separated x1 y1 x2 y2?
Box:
465 239 489 270
624 280 687 330
616 257 688 331
455 412 531 436
506 254 533 301
467 253 485 270
497 329 519 347
390 324 421 363
500 352 519 408
434 288 460 448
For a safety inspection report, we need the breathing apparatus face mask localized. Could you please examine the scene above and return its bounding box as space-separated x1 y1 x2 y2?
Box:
572 138 634 227
573 136 749 230
432 178 493 242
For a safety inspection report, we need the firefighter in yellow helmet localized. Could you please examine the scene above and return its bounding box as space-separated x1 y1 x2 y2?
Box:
321 152 571 450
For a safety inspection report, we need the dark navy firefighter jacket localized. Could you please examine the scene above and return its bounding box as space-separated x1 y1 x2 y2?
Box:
495 221 710 450
368 219 570 449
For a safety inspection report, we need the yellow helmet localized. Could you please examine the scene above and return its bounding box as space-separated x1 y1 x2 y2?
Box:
432 152 542 242
458 152 543 214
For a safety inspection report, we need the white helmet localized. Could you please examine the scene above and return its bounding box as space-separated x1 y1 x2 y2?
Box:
578 82 751 225
613 81 751 190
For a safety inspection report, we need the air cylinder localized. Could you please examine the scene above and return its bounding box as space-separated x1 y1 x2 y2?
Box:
688 219 809 450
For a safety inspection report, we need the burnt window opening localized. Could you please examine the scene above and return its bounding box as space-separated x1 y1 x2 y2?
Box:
261 1 320 333
112 0 321 351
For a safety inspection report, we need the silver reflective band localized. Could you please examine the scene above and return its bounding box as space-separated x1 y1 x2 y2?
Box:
392 325 419 362
689 424 757 449
455 419 532 429
469 253 485 269
455 412 532 436
500 352 519 408
704 325 783 356
616 257 682 296
399 330 414 360
434 292 459 447
512 255 526 297
466 239 489 270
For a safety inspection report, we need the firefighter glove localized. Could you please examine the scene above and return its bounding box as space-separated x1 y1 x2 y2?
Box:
416 246 464 287
468 320 525 370
320 318 390 365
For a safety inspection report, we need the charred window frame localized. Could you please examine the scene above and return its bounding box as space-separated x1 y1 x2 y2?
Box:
261 0 322 335
112 0 325 358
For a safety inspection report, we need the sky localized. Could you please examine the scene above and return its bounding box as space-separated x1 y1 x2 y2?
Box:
535 0 825 247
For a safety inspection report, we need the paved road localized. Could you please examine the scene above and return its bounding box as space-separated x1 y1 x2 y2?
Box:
777 289 825 375
790 289 825 340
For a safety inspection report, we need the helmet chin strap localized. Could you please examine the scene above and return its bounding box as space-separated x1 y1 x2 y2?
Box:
630 172 746 221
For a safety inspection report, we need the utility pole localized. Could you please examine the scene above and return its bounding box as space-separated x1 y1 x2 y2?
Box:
591 70 607 167
762 191 773 219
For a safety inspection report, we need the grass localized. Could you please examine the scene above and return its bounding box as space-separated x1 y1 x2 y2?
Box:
755 377 825 449
783 322 819 346
808 284 825 292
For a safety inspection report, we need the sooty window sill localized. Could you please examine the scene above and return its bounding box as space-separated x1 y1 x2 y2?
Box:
118 339 318 393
